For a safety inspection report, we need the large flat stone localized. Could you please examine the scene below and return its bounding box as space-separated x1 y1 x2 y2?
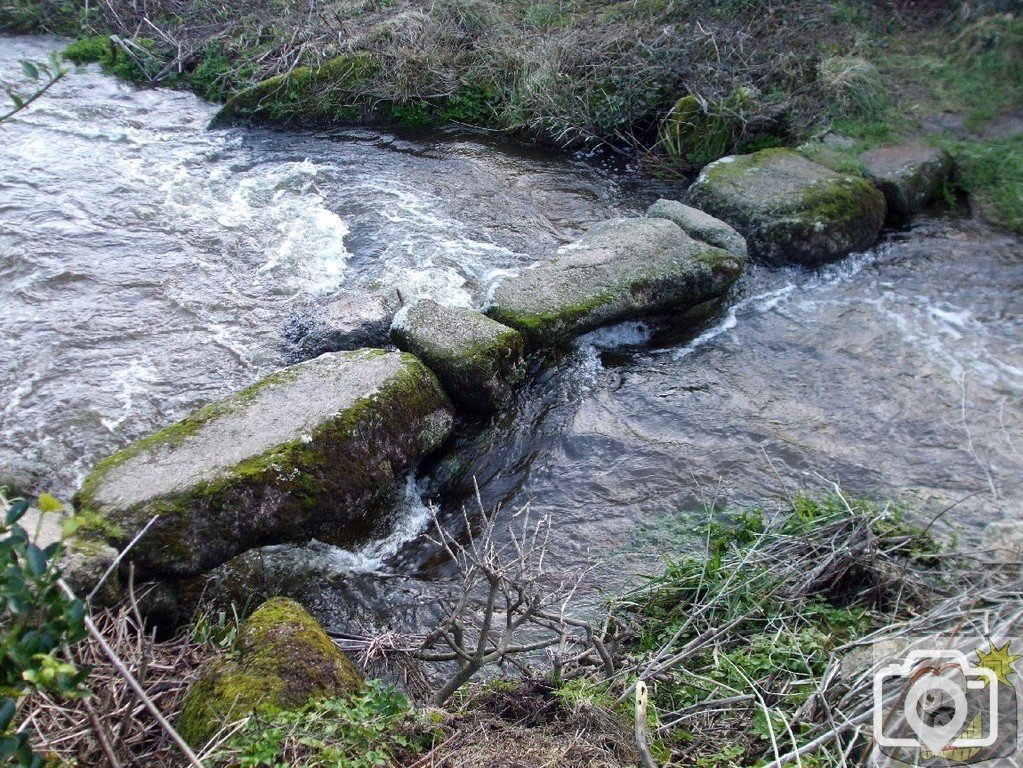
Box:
74 349 454 579
391 300 524 413
689 148 886 265
485 217 743 345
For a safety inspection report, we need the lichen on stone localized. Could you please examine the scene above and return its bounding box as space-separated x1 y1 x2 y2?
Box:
689 148 886 265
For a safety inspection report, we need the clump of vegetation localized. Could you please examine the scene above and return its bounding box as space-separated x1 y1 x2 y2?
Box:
818 56 889 120
612 494 946 765
0 489 86 766
207 680 431 768
62 34 154 83
948 135 1023 232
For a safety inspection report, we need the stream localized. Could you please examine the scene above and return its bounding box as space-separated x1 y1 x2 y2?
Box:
2 36 1021 633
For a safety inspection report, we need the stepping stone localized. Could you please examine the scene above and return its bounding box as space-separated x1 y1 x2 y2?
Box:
689 148 886 265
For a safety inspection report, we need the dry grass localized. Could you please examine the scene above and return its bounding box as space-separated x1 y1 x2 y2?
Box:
16 0 960 152
21 593 213 767
415 680 637 768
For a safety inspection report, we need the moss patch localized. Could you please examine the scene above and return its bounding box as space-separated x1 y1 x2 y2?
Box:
214 53 381 126
178 597 363 747
690 148 885 264
73 352 453 579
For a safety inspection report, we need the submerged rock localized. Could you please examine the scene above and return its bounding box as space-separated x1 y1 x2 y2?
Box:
391 300 525 413
859 144 951 216
178 597 362 747
486 217 743 345
647 198 748 259
689 148 886 265
73 349 454 579
282 292 395 363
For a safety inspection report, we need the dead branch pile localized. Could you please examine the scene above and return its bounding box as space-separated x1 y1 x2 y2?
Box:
22 596 211 767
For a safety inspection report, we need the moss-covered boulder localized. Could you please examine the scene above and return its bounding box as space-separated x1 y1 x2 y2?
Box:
486 217 743 345
859 144 952 216
73 349 454 579
391 300 525 413
647 199 748 259
688 148 886 265
212 54 380 127
178 597 362 747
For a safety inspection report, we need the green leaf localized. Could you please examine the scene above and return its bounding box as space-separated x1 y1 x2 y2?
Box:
0 736 18 759
19 60 39 81
0 699 15 732
66 600 85 627
25 544 46 578
5 500 29 526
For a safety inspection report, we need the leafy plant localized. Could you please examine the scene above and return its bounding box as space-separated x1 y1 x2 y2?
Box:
212 679 433 768
0 490 87 766
0 53 67 123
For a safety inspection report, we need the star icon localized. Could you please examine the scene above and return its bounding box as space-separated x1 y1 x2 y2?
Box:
975 641 1022 686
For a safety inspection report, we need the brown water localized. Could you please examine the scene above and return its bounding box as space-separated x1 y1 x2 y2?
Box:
2 36 1021 634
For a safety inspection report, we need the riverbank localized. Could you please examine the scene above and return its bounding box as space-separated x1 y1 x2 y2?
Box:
3 0 1020 232
14 489 1021 767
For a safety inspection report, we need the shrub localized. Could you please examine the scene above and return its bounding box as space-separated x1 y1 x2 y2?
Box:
0 490 87 766
62 35 112 65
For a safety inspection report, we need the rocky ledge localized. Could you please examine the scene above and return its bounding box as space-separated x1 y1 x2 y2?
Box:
486 216 744 346
859 144 952 216
688 148 886 265
73 349 453 580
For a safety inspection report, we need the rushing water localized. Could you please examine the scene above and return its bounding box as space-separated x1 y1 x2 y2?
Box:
2 37 1022 632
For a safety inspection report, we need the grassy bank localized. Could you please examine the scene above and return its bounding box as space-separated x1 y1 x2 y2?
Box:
15 490 1016 767
2 0 1021 231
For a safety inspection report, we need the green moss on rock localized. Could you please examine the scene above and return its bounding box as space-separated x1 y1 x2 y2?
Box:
391 301 525 413
213 53 380 126
73 350 454 579
689 148 886 265
178 597 363 747
486 217 743 346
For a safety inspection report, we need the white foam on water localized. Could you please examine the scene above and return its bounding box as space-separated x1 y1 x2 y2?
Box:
362 177 525 307
99 359 159 432
578 321 656 349
863 293 1023 389
160 158 353 295
295 475 435 575
671 284 796 361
